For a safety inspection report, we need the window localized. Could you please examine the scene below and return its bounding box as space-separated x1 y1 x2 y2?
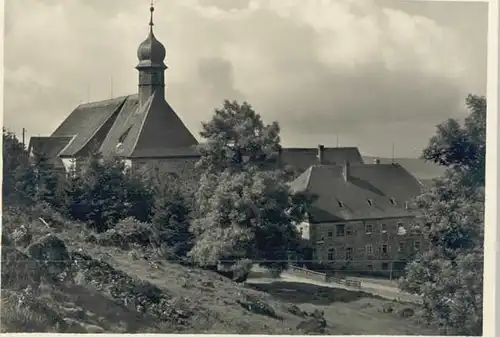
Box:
381 262 389 270
381 223 387 232
345 247 353 260
327 231 333 238
398 242 405 252
336 224 345 237
414 241 421 251
365 224 373 234
365 244 373 256
346 226 353 236
367 199 373 206
381 244 388 255
367 264 374 271
317 236 325 244
327 248 335 261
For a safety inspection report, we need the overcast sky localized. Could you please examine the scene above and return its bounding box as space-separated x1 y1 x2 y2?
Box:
4 0 487 158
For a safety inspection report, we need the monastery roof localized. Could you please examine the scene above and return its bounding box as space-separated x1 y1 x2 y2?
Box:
290 163 422 223
280 147 364 172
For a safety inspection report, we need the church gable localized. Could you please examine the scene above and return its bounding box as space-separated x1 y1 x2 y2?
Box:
129 93 198 158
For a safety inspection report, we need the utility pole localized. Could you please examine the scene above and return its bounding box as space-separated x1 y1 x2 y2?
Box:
391 142 395 164
22 128 26 149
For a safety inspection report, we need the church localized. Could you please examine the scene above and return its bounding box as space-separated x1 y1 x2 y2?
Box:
27 5 365 179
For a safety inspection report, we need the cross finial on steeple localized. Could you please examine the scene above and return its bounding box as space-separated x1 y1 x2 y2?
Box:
149 0 155 32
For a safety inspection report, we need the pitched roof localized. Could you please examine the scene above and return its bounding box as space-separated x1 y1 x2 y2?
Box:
290 163 422 223
52 95 130 157
27 136 73 169
363 156 446 180
99 91 199 158
280 147 364 172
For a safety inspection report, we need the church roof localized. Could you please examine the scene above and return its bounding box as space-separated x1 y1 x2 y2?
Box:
290 163 422 223
52 95 128 157
28 136 73 169
43 90 198 160
99 91 199 158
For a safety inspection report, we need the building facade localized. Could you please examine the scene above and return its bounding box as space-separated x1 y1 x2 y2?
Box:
290 160 426 277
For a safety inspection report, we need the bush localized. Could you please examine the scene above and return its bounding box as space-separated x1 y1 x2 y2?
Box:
64 154 154 232
93 217 159 250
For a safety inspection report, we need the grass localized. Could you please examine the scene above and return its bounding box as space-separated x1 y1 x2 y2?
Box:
1 208 440 334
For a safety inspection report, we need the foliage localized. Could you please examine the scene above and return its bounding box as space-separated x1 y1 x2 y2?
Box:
2 129 32 204
64 152 154 232
91 217 159 250
400 95 485 335
422 94 485 186
190 100 313 270
151 173 194 258
196 100 281 174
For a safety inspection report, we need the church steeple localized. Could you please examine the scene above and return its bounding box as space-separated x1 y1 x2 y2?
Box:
136 3 167 107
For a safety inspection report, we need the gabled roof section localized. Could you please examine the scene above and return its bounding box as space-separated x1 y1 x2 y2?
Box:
98 94 141 157
53 95 131 157
291 163 423 223
113 91 199 158
280 147 364 172
27 136 73 169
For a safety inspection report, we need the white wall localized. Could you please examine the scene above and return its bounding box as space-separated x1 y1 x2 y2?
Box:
61 158 76 173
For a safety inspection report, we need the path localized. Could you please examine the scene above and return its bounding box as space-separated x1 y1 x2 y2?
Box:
247 267 421 304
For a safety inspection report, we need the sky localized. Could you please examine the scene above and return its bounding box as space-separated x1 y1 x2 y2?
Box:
3 0 488 158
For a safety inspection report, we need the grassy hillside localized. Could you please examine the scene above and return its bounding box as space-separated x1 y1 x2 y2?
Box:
363 156 445 181
1 207 440 335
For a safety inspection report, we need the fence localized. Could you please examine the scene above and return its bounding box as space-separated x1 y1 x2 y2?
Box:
288 265 362 289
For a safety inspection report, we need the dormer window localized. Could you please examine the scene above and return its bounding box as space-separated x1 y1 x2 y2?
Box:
116 127 132 152
390 198 396 205
118 127 132 143
367 199 373 206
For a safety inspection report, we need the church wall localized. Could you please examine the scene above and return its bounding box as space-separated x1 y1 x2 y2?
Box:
131 156 200 183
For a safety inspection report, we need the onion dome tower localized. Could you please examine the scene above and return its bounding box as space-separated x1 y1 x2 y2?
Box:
136 4 167 107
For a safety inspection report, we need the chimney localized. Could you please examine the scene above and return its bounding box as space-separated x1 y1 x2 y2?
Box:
342 160 350 181
374 158 380 164
317 144 325 164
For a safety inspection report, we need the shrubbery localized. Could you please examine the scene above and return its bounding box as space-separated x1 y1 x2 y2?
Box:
2 131 194 260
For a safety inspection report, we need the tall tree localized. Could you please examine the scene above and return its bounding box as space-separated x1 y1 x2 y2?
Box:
2 129 31 204
151 173 194 258
190 100 312 271
422 94 485 187
400 94 485 335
